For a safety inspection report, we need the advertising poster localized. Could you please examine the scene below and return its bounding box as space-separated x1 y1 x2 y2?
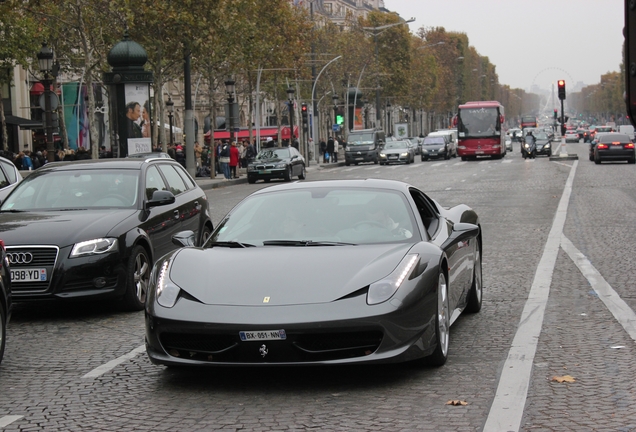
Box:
353 107 364 130
395 123 408 139
62 83 89 150
124 83 151 154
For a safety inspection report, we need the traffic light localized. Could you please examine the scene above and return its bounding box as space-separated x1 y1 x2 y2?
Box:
553 109 558 119
558 80 566 100
301 103 308 131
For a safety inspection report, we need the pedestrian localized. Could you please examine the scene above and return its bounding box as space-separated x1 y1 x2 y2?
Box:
245 140 256 165
63 149 76 161
239 140 247 168
175 144 186 167
332 137 339 163
320 137 327 162
326 136 335 163
34 151 45 168
229 141 240 179
75 146 91 160
167 143 176 160
22 151 34 170
194 141 203 168
13 152 23 170
219 140 231 180
265 137 275 148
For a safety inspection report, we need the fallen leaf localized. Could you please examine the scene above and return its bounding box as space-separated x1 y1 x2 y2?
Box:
551 375 576 383
446 400 468 406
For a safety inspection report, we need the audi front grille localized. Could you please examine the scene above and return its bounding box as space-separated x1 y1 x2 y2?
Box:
6 246 59 293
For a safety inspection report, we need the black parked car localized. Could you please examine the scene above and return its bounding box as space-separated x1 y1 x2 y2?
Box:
247 147 306 184
0 159 213 311
0 239 11 365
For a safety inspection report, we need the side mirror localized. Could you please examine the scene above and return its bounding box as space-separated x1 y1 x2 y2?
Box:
172 230 196 247
442 222 479 250
146 190 176 209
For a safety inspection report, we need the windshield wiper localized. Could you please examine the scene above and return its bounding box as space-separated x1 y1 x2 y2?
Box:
0 209 24 213
207 241 255 248
263 240 356 247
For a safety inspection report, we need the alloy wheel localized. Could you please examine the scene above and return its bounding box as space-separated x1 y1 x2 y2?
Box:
437 273 450 358
133 252 150 304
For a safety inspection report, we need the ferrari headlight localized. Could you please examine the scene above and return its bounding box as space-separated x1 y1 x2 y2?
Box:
156 260 180 308
367 254 419 305
70 238 118 257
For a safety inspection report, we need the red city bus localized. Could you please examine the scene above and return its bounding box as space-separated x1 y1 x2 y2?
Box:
520 115 538 130
454 101 506 160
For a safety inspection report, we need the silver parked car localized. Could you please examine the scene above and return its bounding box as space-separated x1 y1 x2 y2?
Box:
0 156 23 203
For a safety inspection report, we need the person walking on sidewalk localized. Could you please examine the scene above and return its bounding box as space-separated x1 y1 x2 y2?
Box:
320 138 327 163
219 140 231 180
229 142 240 179
332 137 339 163
326 136 335 163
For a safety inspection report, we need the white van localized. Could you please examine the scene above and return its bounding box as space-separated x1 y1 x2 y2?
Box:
427 129 458 157
618 125 635 140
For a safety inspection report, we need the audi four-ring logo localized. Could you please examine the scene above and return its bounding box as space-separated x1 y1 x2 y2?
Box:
7 252 33 264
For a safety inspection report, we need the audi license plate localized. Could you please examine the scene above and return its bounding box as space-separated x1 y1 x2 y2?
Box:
239 329 287 341
11 268 47 282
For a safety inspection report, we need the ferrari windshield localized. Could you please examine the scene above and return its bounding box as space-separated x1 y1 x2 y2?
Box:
210 188 418 246
347 133 374 145
0 169 139 211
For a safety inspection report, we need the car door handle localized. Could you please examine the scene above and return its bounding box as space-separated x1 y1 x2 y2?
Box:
194 201 201 210
174 209 180 220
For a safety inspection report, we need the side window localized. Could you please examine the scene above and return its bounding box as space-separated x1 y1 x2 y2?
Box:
0 168 8 189
0 161 16 183
174 165 196 189
158 165 187 196
145 166 167 200
410 189 439 238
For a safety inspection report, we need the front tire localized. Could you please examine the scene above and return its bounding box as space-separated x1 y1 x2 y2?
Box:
248 175 256 184
298 164 306 180
0 305 5 364
465 239 482 313
122 245 151 311
283 166 292 182
426 271 450 367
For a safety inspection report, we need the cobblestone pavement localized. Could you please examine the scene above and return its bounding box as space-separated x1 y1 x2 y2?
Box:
1 143 635 431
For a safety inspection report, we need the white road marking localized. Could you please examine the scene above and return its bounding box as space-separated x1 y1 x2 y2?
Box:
484 160 578 432
82 345 146 379
552 161 573 168
461 179 466 182
501 159 513 163
561 236 636 342
0 416 23 427
430 162 445 167
445 187 451 190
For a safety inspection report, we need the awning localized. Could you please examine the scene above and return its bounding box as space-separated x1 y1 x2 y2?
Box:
204 126 298 142
4 115 43 130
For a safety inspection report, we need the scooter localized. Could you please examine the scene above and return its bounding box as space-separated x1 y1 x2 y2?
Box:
522 135 537 159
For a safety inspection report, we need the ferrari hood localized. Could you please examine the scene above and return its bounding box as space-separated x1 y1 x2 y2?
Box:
169 243 413 306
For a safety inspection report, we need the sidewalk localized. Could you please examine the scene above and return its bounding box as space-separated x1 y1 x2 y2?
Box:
194 159 345 191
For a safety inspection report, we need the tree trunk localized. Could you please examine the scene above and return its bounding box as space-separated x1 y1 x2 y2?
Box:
0 85 7 152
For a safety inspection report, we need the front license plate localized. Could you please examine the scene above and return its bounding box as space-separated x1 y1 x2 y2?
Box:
239 330 287 341
476 151 484 155
355 157 364 161
11 268 47 282
258 170 271 174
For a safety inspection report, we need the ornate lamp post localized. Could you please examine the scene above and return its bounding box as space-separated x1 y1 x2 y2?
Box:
386 102 392 135
361 97 368 129
37 43 56 162
225 78 236 144
286 87 295 147
166 97 174 147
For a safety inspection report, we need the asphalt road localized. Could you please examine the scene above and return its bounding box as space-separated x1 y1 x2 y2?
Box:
1 142 635 431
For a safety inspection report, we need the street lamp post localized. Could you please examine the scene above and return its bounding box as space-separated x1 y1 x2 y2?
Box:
332 94 339 135
225 79 236 144
286 87 295 147
37 43 56 163
166 97 174 147
361 98 368 129
386 102 392 135
363 18 415 129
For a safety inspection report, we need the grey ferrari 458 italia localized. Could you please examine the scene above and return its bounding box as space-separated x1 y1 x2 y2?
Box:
145 179 482 367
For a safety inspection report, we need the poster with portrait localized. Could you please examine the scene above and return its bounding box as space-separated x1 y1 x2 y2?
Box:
124 83 151 154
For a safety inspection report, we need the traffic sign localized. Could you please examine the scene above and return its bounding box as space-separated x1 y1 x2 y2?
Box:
332 124 341 132
39 92 59 111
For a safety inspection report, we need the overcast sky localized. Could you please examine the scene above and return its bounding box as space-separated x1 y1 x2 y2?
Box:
386 0 624 93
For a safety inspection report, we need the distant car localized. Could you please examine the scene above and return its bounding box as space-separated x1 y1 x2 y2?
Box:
505 136 513 152
508 128 523 142
0 156 23 203
427 130 458 157
533 131 552 156
126 152 172 159
593 132 635 164
618 124 635 140
247 147 306 184
379 140 415 164
421 136 453 161
0 159 213 311
0 238 11 365
564 130 580 143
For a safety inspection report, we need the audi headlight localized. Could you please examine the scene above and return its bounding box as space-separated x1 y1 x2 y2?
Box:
367 254 419 305
400 152 408 157
70 238 118 257
544 144 551 148
156 260 180 308
379 153 386 158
